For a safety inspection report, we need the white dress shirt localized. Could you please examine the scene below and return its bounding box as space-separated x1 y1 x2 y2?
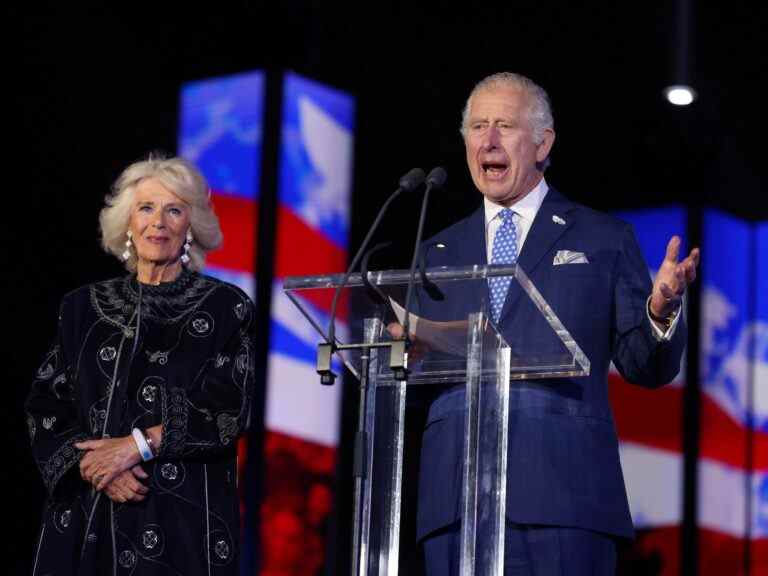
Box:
484 178 549 263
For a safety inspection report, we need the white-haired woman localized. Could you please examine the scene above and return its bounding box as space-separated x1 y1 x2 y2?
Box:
26 155 254 575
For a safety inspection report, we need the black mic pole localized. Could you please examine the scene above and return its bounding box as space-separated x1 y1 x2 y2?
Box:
398 167 448 377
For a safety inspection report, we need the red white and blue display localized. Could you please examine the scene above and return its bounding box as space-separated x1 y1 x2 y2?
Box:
698 212 767 573
178 71 264 297
610 207 688 573
611 208 768 574
178 70 265 573
262 72 355 575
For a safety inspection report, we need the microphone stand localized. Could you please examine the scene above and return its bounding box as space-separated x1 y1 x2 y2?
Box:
320 168 425 385
317 169 425 576
399 167 448 378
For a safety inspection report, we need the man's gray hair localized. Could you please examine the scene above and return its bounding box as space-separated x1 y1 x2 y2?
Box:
460 72 554 144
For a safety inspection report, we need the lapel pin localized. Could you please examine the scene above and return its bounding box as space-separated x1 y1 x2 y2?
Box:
552 214 566 226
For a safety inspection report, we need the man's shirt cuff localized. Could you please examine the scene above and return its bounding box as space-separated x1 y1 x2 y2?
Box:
646 295 682 342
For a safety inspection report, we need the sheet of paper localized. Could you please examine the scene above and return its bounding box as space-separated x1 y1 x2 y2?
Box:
388 297 469 357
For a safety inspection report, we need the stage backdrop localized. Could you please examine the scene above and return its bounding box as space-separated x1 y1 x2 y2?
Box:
179 70 355 575
262 72 355 575
698 212 767 574
179 70 263 297
611 207 688 574
611 208 767 575
178 72 263 566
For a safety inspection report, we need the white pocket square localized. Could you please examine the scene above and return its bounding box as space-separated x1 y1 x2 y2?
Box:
553 250 589 265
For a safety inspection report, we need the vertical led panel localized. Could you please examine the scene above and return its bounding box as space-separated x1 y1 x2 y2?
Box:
262 72 355 575
178 71 264 298
698 211 768 574
177 70 264 572
611 207 687 574
753 222 768 571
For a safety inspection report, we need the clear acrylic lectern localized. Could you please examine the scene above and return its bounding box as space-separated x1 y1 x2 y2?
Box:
283 265 590 576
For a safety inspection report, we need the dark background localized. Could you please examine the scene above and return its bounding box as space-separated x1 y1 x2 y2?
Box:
11 2 764 574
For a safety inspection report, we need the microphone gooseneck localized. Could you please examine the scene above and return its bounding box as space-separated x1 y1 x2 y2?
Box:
326 168 426 347
402 167 448 343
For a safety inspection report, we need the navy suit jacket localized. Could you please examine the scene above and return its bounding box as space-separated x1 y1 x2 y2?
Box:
414 187 685 541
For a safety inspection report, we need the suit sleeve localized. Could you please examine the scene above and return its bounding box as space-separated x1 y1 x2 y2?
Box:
157 291 256 459
611 223 686 388
25 296 89 498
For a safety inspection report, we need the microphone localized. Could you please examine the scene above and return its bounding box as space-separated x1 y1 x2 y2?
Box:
424 166 447 190
324 168 426 378
398 167 427 192
401 167 448 351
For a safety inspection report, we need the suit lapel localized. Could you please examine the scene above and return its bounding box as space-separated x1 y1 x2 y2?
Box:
458 206 488 311
517 187 576 274
455 204 486 266
497 187 577 323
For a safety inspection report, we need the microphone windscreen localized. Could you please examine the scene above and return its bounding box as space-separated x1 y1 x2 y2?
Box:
398 167 426 192
425 166 448 189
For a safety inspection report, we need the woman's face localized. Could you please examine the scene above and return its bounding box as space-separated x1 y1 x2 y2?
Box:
128 178 191 267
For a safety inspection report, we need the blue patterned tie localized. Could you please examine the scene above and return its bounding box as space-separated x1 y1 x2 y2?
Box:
488 208 518 322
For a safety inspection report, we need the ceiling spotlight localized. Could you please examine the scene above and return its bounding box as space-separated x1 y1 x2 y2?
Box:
664 85 697 106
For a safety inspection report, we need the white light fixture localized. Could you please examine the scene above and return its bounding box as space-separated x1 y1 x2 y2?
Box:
664 85 697 106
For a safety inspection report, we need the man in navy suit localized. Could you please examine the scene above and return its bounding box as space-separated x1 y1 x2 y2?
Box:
400 73 700 574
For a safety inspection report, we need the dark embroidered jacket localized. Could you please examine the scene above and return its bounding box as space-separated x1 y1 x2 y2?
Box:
26 271 255 575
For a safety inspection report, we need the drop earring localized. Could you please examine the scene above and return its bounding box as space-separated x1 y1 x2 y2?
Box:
122 231 133 261
181 229 193 265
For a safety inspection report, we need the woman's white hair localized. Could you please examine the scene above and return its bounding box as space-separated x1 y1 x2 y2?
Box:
459 72 554 145
99 154 223 272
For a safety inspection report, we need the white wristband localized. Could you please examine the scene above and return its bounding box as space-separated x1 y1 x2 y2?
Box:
132 428 154 462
